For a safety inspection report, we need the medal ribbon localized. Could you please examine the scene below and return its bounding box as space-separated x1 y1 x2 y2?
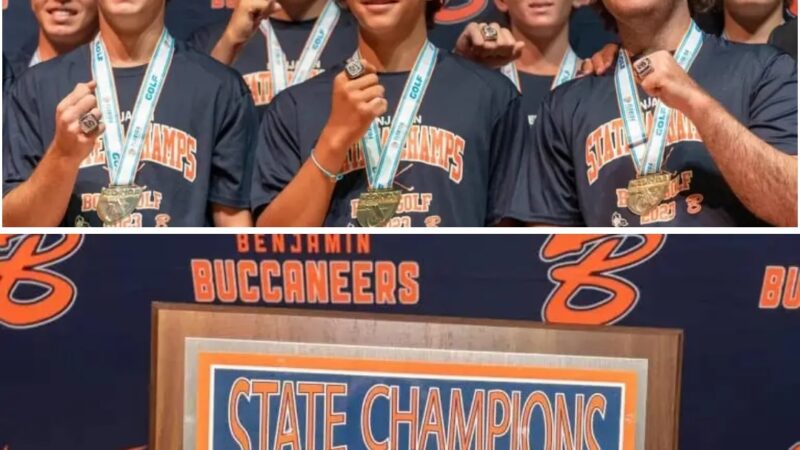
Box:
615 20 703 176
91 29 175 186
500 46 580 92
260 0 340 96
357 41 438 189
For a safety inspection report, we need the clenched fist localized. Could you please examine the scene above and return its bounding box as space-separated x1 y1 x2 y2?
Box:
224 0 281 46
633 50 709 116
454 22 523 69
320 60 388 152
51 81 104 162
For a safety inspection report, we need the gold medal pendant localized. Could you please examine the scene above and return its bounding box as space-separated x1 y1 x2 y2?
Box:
97 185 145 225
627 173 671 216
356 189 402 227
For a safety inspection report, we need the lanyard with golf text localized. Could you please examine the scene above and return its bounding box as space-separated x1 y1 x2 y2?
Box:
615 20 703 176
358 41 438 189
91 29 175 187
260 0 340 96
500 46 580 92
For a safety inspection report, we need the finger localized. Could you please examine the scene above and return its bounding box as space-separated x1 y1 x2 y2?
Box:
511 41 524 59
579 59 594 76
348 73 380 90
73 93 98 116
496 28 516 58
366 97 388 117
88 107 102 122
359 84 385 101
468 23 486 49
60 82 95 110
454 22 478 54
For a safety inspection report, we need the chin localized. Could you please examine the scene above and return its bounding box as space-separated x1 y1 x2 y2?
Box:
601 0 662 19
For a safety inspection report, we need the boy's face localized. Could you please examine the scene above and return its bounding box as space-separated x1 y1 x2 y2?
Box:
31 0 98 44
346 0 427 37
495 0 574 35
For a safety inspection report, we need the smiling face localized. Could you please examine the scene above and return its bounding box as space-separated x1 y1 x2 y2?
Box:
31 0 99 46
496 0 574 37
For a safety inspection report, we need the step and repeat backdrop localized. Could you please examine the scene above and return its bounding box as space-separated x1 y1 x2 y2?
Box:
0 234 798 450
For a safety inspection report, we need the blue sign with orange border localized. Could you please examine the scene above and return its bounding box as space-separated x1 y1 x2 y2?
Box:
195 353 639 450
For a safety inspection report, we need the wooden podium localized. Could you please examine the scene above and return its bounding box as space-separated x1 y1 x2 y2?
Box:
151 303 682 450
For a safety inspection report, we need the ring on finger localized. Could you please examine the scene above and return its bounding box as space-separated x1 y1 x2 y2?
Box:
481 24 498 42
634 57 654 79
344 58 366 80
79 112 100 135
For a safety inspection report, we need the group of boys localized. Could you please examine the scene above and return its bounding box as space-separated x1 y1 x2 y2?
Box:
2 0 797 227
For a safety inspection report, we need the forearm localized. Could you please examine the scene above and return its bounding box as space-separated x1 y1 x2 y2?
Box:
256 136 347 227
213 205 253 227
210 32 246 66
687 95 798 227
3 148 81 227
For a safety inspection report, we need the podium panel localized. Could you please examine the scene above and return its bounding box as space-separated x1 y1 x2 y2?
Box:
151 304 682 450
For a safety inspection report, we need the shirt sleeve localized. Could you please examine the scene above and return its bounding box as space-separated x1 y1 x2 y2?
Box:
3 73 45 196
507 90 584 226
486 93 526 225
250 91 303 216
748 51 797 155
208 79 258 209
187 24 220 54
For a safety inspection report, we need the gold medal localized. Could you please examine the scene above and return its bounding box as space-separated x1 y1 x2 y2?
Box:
627 173 671 216
97 185 144 225
356 189 402 227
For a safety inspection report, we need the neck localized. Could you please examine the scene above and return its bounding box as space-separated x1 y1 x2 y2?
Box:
358 18 427 72
724 6 785 43
99 14 165 67
617 4 692 55
271 0 329 21
36 30 92 62
511 22 570 76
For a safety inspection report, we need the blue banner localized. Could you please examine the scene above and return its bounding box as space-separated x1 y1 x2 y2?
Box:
0 234 798 450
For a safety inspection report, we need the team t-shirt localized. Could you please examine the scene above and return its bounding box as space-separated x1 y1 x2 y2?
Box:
189 11 359 113
516 72 554 129
510 34 797 227
251 50 526 227
3 37 258 227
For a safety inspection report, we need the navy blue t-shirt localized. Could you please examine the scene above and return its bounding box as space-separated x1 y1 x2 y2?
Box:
510 35 797 227
190 11 358 113
517 72 554 129
3 38 258 227
252 50 526 227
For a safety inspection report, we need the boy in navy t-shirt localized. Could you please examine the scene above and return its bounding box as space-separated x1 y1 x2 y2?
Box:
192 0 524 115
251 0 526 227
3 0 257 227
190 0 360 113
494 0 584 129
510 0 797 227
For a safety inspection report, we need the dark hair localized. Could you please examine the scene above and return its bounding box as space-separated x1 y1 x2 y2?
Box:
593 0 792 30
426 0 445 27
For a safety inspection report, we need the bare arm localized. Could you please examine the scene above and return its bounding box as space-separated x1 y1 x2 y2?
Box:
3 82 103 227
212 204 254 226
3 150 84 227
636 51 798 227
209 0 277 66
256 135 345 227
686 95 798 226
